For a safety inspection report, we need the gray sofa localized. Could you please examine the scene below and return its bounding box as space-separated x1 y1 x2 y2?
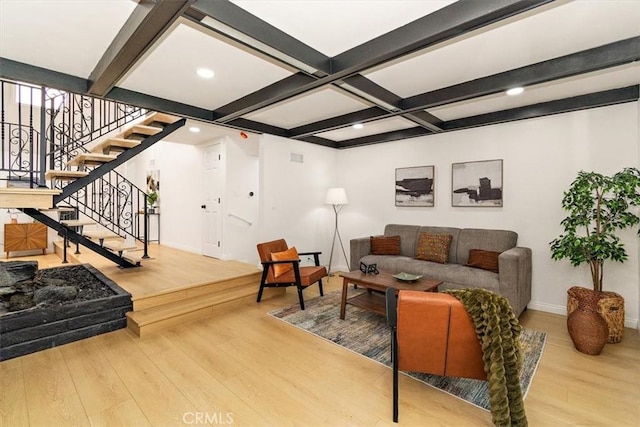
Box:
350 224 531 316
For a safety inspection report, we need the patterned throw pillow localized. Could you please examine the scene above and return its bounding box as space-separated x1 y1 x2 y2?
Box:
370 235 401 255
415 233 453 264
466 249 500 273
271 246 299 277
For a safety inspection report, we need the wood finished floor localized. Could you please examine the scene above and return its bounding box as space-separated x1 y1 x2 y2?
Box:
1 266 639 425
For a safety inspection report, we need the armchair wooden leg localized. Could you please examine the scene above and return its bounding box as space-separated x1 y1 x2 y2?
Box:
257 269 269 303
297 286 305 310
318 279 324 296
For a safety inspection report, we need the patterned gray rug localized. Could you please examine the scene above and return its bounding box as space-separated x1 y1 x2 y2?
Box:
269 289 546 411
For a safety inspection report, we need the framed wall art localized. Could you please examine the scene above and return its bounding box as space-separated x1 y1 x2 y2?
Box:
395 166 434 207
451 159 503 207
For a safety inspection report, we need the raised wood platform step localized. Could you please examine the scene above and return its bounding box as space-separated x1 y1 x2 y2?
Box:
0 188 61 209
126 271 261 336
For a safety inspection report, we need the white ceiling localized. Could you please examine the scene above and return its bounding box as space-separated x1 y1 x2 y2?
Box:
0 0 638 147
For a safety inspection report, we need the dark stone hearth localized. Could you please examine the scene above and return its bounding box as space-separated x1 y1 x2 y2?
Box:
33 285 78 305
9 294 32 311
0 262 132 361
0 261 38 287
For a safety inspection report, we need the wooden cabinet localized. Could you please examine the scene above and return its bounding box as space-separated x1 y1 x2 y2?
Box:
4 222 47 258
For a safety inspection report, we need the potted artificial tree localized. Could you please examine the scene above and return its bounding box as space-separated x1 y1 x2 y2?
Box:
147 191 158 214
550 167 640 354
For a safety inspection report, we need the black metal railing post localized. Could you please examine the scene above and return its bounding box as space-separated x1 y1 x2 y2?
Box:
38 87 47 187
142 202 149 259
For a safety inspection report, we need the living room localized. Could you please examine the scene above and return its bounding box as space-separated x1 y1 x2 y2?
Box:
1 0 639 425
128 100 639 330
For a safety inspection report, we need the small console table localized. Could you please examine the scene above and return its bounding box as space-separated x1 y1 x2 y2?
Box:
4 222 47 258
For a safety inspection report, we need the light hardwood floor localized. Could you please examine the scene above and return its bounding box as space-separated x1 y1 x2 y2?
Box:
1 269 639 426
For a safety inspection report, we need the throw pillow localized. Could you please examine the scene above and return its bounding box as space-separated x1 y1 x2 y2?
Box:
271 246 299 277
370 235 401 255
466 249 501 273
415 233 453 264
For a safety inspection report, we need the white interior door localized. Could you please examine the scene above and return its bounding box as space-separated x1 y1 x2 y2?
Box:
202 143 223 258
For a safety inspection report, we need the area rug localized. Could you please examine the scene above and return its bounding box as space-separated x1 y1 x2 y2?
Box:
269 289 546 411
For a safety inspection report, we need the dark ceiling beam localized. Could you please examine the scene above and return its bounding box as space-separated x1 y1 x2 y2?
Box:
404 111 445 132
403 37 640 111
88 0 193 96
0 57 88 94
338 127 432 149
190 0 330 75
340 75 444 131
224 118 290 138
289 107 387 138
213 73 317 122
107 87 214 122
209 0 553 121
338 85 639 148
333 0 554 76
443 85 640 131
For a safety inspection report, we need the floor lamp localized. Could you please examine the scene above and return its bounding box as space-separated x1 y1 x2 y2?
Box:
326 187 349 275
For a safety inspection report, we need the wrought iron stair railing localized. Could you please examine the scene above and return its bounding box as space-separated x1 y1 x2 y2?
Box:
1 79 181 267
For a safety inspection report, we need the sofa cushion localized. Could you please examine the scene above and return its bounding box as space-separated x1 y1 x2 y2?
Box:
466 249 500 273
370 235 401 255
271 246 298 277
384 224 421 257
456 229 517 265
415 233 453 264
418 226 461 264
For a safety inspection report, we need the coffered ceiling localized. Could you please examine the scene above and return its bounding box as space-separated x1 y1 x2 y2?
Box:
0 0 638 149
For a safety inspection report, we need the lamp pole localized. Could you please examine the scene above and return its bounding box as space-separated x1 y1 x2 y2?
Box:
326 188 349 275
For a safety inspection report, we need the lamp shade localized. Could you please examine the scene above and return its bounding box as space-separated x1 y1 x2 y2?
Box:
326 187 348 205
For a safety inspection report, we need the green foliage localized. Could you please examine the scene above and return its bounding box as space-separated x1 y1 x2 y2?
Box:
146 191 158 206
550 168 640 292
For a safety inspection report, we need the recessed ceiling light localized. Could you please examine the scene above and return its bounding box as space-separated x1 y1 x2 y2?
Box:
506 87 524 96
352 123 364 129
196 68 214 79
189 127 201 133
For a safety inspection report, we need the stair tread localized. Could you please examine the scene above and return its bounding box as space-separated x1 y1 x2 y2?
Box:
103 240 138 251
45 170 88 180
67 153 117 166
145 112 180 124
61 219 96 226
83 230 122 240
40 206 76 212
92 138 140 154
123 124 162 137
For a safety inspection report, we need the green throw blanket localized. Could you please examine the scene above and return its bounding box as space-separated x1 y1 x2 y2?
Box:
444 289 527 427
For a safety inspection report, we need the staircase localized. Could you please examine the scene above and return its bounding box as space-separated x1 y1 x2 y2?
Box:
1 98 184 267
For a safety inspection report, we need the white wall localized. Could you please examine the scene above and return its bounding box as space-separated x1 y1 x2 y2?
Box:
128 141 204 253
258 134 338 267
220 134 260 263
337 103 640 327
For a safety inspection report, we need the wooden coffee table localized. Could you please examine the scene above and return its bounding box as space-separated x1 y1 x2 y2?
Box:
339 270 441 319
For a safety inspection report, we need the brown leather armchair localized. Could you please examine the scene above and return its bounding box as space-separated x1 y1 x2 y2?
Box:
386 288 487 423
256 239 327 310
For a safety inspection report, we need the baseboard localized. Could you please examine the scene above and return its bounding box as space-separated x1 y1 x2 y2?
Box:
528 300 639 329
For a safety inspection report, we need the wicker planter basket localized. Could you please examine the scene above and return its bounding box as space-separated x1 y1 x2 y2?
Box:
567 286 625 343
